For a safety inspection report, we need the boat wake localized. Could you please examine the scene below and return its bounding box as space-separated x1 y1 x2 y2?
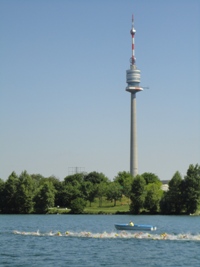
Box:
12 230 200 241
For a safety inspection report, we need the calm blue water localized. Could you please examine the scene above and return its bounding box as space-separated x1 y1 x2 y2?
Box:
1 214 200 266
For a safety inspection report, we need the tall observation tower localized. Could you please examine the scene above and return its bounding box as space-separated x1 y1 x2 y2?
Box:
126 14 143 177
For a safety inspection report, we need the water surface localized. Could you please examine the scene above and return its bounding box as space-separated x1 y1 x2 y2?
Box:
1 214 200 266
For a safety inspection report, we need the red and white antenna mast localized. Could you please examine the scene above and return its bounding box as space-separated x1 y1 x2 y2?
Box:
131 14 136 65
126 14 142 93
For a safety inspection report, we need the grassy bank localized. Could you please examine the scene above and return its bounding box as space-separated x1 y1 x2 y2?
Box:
48 196 130 214
84 196 130 214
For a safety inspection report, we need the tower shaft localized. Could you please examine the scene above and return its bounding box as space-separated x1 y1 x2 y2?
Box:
130 93 138 176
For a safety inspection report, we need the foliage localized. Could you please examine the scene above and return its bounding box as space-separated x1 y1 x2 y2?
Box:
106 182 122 206
0 179 5 211
84 171 109 184
160 171 183 214
34 181 55 213
114 171 133 198
81 181 98 207
16 171 35 214
0 172 19 213
64 173 85 186
96 182 108 207
1 164 200 215
61 173 85 208
144 183 163 213
182 164 200 214
70 198 86 214
159 191 171 215
142 172 161 185
30 173 45 187
61 183 83 207
160 171 184 214
130 175 146 214
159 166 200 215
0 178 4 187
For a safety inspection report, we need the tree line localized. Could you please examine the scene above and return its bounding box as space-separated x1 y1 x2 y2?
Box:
0 163 199 214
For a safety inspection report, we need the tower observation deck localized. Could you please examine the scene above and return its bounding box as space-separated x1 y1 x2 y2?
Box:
126 14 143 177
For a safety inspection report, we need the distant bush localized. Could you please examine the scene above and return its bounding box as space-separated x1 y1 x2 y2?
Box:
70 198 86 214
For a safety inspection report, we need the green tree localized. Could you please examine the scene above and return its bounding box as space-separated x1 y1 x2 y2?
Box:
64 173 85 187
53 182 68 207
114 171 133 199
84 171 109 184
160 171 183 214
61 183 83 207
96 182 108 207
0 178 4 187
61 173 85 208
169 171 183 214
81 181 98 207
182 164 200 214
34 181 55 213
1 172 19 213
142 172 161 185
159 191 171 215
46 176 63 207
0 178 5 212
16 171 35 214
144 183 163 213
106 182 122 206
70 198 86 214
130 175 146 214
31 173 45 187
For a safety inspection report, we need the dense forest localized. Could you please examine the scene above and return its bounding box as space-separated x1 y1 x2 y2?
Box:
0 164 199 214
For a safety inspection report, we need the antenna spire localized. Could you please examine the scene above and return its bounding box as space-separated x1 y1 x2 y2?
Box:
130 14 136 65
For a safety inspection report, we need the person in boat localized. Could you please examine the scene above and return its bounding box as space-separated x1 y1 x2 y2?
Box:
129 221 134 226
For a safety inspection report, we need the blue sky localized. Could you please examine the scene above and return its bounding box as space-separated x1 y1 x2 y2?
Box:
1 0 199 181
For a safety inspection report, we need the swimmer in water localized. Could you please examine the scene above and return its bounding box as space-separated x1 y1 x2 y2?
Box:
32 230 40 236
49 231 53 236
56 231 62 236
160 233 167 239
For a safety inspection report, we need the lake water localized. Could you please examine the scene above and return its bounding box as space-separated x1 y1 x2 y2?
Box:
1 214 200 266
